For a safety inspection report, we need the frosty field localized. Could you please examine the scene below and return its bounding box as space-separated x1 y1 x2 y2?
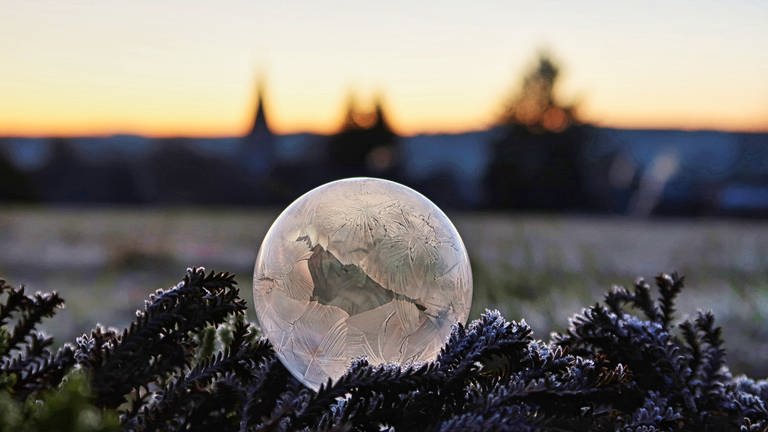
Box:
1 207 767 376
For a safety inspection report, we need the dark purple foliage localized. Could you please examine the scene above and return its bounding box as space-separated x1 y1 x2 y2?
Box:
1 269 767 431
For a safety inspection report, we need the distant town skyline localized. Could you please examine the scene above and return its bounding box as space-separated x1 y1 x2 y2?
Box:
1 0 767 137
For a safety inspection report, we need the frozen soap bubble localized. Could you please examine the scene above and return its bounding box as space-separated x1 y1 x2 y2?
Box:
253 177 472 390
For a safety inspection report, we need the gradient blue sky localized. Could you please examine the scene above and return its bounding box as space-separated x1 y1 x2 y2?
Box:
1 0 766 136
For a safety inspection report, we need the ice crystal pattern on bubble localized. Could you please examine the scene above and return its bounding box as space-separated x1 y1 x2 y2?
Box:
253 178 473 390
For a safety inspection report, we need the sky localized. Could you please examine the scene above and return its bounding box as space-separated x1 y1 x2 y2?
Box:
0 0 767 137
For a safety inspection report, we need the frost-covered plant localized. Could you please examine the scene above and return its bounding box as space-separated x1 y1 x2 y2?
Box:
0 269 766 431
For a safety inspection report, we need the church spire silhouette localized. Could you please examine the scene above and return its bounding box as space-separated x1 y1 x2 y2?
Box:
241 77 274 176
370 94 392 135
247 79 272 141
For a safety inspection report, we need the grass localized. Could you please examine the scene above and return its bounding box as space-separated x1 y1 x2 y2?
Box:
1 206 767 376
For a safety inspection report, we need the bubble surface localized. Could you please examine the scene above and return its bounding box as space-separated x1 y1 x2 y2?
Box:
253 178 472 390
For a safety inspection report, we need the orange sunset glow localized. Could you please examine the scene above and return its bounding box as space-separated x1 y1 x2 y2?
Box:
1 1 767 137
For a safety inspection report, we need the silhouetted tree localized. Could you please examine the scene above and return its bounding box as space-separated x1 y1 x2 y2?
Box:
146 138 264 205
0 140 36 202
485 51 593 211
34 138 146 204
499 54 576 132
36 137 88 202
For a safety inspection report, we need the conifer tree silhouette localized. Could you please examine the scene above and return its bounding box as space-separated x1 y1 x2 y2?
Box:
485 51 591 211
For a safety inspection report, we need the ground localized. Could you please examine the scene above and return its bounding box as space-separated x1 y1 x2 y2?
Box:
1 207 767 376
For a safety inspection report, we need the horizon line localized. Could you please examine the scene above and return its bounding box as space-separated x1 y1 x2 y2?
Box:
2 122 768 140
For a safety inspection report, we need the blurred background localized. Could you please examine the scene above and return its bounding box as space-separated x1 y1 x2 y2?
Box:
1 1 768 375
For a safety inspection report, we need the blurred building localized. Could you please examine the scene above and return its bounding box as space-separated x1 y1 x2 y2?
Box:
325 94 400 179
